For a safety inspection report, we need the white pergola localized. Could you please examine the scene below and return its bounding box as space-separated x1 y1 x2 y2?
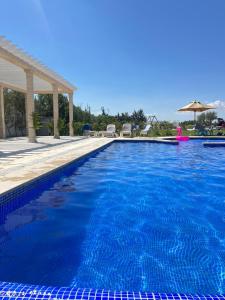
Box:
0 36 77 142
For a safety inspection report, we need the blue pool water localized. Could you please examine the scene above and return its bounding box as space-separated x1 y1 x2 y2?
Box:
1 140 225 294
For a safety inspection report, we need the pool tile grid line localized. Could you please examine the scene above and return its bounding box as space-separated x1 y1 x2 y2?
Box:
1 282 225 300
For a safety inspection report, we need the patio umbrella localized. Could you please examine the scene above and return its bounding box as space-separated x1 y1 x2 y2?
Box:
177 100 215 122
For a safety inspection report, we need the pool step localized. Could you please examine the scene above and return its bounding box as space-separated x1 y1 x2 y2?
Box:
203 142 225 147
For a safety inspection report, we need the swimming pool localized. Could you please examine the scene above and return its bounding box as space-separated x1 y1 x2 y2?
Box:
1 140 225 295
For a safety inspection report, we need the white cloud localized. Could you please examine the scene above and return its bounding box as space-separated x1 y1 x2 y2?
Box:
207 100 225 110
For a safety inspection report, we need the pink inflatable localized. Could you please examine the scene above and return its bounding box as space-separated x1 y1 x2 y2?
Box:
176 126 189 141
176 136 189 141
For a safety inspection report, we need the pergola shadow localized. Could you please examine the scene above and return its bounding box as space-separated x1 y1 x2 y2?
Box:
0 136 86 159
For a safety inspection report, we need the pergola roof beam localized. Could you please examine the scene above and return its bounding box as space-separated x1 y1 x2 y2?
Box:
0 36 76 93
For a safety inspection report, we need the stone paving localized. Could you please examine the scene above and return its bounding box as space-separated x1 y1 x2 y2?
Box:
0 136 112 195
0 136 179 195
0 136 86 156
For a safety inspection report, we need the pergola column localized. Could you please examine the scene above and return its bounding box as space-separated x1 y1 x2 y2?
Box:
0 86 6 139
69 92 74 136
25 69 36 143
53 84 60 139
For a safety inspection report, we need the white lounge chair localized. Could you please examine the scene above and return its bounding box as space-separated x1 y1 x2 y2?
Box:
140 124 151 136
104 124 116 137
120 123 132 137
97 124 116 137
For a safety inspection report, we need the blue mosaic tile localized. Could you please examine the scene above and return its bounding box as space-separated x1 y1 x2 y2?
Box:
0 140 222 300
0 139 177 219
0 142 112 211
0 283 225 300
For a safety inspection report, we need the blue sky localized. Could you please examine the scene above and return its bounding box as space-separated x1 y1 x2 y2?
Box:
1 0 225 121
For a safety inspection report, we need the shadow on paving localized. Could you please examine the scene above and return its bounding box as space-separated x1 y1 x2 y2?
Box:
0 137 87 159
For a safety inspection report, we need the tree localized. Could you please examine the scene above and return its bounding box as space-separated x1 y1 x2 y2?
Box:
35 94 52 117
4 89 26 137
4 91 189 137
101 106 107 116
59 94 69 122
116 112 131 124
131 109 146 124
180 120 195 128
159 121 174 130
197 111 217 126
205 111 217 125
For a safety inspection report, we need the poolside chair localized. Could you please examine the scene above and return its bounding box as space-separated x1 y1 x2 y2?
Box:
120 123 132 137
140 124 151 136
82 124 92 136
104 124 117 137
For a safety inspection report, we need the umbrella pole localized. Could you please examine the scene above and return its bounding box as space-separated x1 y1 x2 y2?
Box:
194 111 196 123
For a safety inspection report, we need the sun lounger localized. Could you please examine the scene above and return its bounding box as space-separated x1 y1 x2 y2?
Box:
120 123 132 137
104 124 116 137
140 124 151 136
96 124 117 138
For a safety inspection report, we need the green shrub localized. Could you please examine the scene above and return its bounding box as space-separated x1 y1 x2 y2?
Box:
147 129 176 137
73 122 84 135
186 124 195 129
58 118 68 135
32 112 42 132
148 129 161 137
47 121 53 135
159 129 174 136
92 122 108 131
182 129 197 136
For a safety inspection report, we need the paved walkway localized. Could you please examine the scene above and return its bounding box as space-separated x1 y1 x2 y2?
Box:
0 136 86 158
0 136 179 195
0 136 112 195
